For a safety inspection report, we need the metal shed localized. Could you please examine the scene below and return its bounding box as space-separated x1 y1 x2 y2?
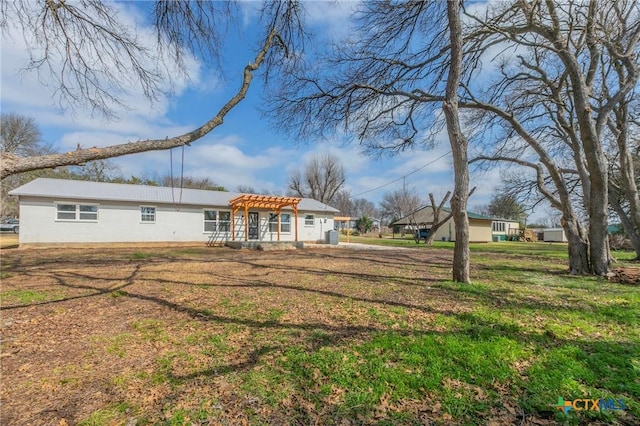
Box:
543 228 567 242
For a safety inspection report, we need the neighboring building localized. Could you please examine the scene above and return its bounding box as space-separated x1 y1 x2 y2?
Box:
334 216 358 231
334 216 382 232
607 224 623 235
392 207 519 243
491 219 522 241
543 228 568 242
9 178 338 245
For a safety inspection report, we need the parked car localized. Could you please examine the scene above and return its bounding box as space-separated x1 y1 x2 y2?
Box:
0 218 19 233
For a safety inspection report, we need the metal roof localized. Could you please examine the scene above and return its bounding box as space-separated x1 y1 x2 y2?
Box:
9 178 339 213
392 206 503 226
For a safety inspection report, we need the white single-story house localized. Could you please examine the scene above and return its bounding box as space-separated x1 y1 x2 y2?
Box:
9 178 339 246
543 228 568 242
392 207 520 243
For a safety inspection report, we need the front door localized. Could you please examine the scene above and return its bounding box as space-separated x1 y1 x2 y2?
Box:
248 212 259 240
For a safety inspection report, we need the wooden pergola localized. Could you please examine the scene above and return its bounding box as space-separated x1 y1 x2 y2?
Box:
228 194 302 241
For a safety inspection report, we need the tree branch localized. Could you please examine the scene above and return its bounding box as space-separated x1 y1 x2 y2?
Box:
1 29 277 179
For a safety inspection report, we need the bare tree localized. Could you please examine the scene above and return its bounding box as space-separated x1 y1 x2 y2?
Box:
379 186 424 225
486 193 527 222
236 185 257 194
464 0 640 275
287 152 346 204
442 0 472 282
0 1 304 179
1 113 55 216
73 160 122 182
161 175 226 191
353 198 377 218
269 1 477 282
0 113 52 157
331 189 355 216
606 93 640 258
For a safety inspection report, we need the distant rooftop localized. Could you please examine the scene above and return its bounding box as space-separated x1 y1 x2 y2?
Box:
393 206 519 225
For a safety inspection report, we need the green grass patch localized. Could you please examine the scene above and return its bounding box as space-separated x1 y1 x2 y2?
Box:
105 333 132 358
241 331 528 423
131 319 169 342
78 402 131 426
1 289 53 304
130 251 157 259
343 235 639 261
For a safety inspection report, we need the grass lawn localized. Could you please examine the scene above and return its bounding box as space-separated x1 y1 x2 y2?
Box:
343 234 639 262
1 243 638 425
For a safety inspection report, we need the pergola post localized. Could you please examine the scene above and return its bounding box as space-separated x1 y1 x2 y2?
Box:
277 209 281 241
231 206 237 241
244 204 249 241
294 206 299 242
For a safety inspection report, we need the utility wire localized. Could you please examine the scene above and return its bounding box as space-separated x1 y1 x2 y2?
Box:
351 150 451 198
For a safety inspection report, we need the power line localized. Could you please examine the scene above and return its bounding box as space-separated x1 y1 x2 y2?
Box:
351 150 451 198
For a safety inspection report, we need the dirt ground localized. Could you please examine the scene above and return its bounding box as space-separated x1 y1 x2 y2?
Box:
2 243 637 425
1 244 460 425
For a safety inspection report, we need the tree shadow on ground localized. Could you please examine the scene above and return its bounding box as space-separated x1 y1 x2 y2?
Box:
2 246 638 424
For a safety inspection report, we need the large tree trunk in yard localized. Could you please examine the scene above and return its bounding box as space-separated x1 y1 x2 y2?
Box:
563 217 591 275
553 28 611 274
443 0 470 283
609 193 640 260
588 184 611 274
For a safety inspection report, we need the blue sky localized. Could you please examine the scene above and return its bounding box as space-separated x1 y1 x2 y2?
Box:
1 1 508 212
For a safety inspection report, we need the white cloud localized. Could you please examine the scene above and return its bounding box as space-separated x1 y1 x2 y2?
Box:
107 136 300 193
1 1 201 120
303 1 360 40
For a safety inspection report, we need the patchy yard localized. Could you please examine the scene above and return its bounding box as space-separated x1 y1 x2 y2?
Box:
1 245 638 425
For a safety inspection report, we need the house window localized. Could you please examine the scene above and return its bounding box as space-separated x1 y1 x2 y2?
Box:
492 222 505 232
305 214 314 226
79 205 98 220
281 213 291 233
141 206 156 223
204 210 231 232
268 213 279 232
268 213 291 233
57 204 77 220
56 204 98 221
219 211 231 232
204 210 217 232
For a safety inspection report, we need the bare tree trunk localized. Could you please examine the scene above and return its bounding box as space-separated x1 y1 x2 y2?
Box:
562 216 591 275
547 2 611 274
443 0 470 283
587 181 610 274
609 192 640 260
610 102 640 259
424 192 452 245
425 218 451 245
